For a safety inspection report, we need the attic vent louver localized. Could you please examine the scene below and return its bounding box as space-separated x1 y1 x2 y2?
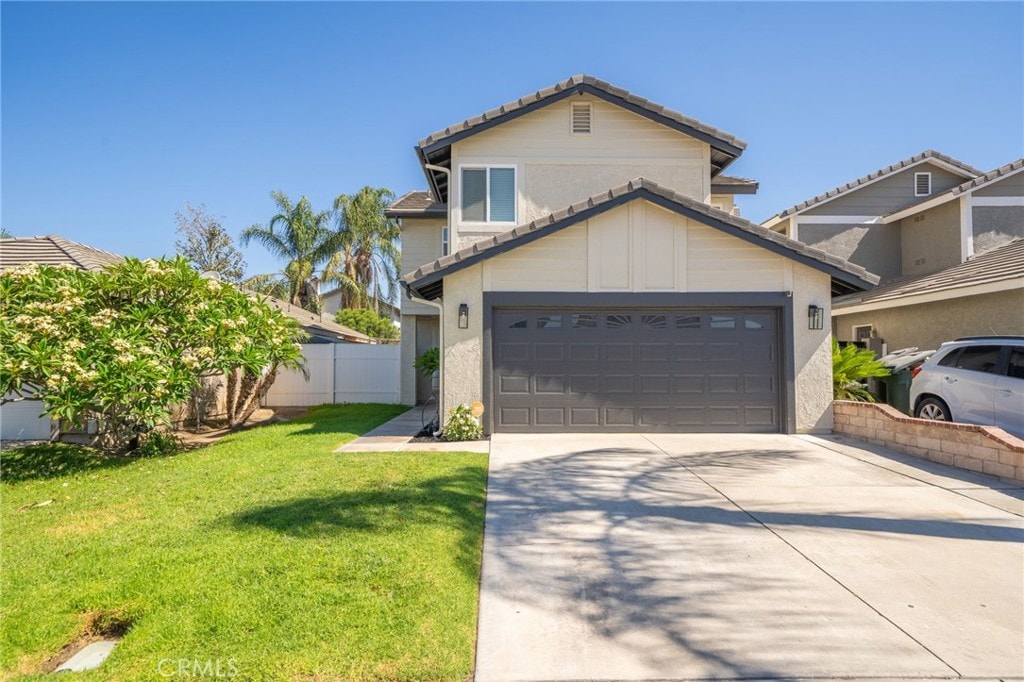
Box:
571 102 592 134
915 172 932 196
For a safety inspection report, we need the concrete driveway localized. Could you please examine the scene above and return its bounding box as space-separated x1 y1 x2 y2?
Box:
475 433 1024 681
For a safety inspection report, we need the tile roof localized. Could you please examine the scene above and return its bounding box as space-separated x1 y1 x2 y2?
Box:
0 235 124 272
404 178 878 300
418 74 746 154
711 175 759 194
416 75 748 203
385 190 447 218
881 158 1024 222
833 238 1024 310
258 295 372 343
766 150 984 222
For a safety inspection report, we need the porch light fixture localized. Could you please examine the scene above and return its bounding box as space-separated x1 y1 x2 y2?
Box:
458 304 469 329
808 304 824 330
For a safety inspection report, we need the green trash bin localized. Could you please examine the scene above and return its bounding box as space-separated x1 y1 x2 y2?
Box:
879 370 913 415
875 349 934 416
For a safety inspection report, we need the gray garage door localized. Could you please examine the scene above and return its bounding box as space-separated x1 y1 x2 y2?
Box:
491 308 782 433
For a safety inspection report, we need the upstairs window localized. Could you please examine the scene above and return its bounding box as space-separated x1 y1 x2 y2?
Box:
462 166 516 223
915 172 932 196
571 102 592 134
441 226 449 256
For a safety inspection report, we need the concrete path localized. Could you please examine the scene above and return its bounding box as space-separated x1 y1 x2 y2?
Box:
476 433 1024 681
335 407 489 453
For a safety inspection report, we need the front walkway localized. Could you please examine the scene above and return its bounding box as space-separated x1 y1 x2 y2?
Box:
476 432 1024 681
335 407 489 453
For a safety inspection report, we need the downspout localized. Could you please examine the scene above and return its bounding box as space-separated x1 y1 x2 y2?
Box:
417 163 452 434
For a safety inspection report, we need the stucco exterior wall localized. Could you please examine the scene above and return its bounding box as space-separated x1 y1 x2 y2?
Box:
709 194 735 213
792 266 834 433
899 199 963 277
450 97 709 245
798 222 901 281
973 206 1024 255
438 198 836 433
441 265 485 418
832 288 1024 350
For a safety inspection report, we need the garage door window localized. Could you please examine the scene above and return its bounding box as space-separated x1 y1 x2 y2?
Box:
572 313 598 329
675 315 701 329
537 314 562 329
607 314 632 329
710 314 736 329
641 314 667 329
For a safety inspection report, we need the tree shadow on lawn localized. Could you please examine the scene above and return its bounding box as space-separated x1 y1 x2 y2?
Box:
225 465 487 578
1 442 176 485
281 403 409 439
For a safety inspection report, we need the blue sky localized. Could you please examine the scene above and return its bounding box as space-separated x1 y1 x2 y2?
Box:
3 2 1022 279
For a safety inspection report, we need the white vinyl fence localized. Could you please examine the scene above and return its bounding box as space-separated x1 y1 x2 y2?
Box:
263 343 401 406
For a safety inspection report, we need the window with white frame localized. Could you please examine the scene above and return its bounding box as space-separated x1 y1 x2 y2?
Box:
914 172 932 196
441 226 449 256
461 166 516 223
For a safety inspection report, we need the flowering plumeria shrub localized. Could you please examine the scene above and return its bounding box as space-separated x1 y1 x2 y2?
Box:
0 257 305 451
442 404 483 442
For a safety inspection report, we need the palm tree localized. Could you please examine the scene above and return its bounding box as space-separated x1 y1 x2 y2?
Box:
324 187 401 312
241 191 340 312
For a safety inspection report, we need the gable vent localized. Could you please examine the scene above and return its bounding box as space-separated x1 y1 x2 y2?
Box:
915 172 932 196
571 102 592 134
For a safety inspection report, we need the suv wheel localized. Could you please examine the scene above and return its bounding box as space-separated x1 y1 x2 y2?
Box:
915 397 952 422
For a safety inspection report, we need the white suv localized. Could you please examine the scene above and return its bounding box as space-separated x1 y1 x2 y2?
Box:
910 336 1024 438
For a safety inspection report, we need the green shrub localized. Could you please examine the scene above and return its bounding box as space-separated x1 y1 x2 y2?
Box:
414 347 440 377
833 338 890 401
442 404 482 442
334 307 398 340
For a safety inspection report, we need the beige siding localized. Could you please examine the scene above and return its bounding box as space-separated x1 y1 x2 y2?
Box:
451 97 709 243
479 199 789 294
400 218 444 316
803 162 969 217
899 200 963 277
435 197 835 432
709 194 735 213
482 227 587 291
686 222 788 291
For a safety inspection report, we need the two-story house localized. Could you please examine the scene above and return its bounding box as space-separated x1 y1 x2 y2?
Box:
390 75 875 435
763 154 1024 351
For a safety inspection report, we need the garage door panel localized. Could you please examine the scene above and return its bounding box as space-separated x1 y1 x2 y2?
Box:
639 375 671 393
570 343 599 361
606 375 635 393
570 407 600 426
499 407 531 426
498 375 531 394
492 306 783 432
499 342 530 362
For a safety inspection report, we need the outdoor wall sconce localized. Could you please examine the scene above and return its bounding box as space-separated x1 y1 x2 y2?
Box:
458 304 469 329
808 304 824 330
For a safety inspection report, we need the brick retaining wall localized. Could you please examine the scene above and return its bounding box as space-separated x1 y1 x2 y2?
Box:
833 400 1024 483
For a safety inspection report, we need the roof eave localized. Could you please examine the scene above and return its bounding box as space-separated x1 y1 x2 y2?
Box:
404 184 877 300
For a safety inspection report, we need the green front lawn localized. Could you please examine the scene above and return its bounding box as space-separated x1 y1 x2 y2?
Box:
1 404 488 681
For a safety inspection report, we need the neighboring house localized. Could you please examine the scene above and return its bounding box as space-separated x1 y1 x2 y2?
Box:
391 75 876 434
319 287 400 324
260 295 371 344
830 238 1023 352
0 236 124 440
0 234 124 272
764 156 1024 350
